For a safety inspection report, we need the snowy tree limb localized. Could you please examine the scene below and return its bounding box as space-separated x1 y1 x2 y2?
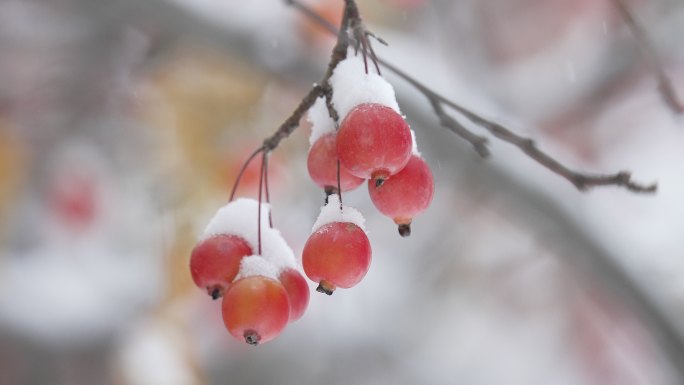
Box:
286 0 657 194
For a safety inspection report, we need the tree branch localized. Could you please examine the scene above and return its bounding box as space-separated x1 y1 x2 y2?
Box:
262 0 361 152
286 0 657 194
261 85 324 152
429 99 490 158
612 0 683 114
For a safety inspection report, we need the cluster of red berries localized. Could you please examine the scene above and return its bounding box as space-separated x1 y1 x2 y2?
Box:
303 97 434 295
190 200 309 345
307 101 435 237
189 55 434 345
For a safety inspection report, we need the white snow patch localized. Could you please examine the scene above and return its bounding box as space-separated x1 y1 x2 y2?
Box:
410 129 421 157
308 96 336 146
260 226 297 272
201 198 269 245
311 194 366 233
201 198 296 274
235 255 279 280
330 53 400 120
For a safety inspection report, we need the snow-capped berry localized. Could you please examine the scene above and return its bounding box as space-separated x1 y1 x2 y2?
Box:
221 276 290 345
336 103 412 183
368 154 434 237
190 234 253 299
278 268 310 322
329 55 401 120
302 222 372 295
307 133 364 194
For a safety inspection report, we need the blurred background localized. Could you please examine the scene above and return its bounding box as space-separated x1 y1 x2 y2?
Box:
1 0 683 384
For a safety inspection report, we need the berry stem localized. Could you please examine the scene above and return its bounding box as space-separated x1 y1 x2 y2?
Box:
229 147 264 201
257 152 265 255
336 159 343 210
263 152 273 228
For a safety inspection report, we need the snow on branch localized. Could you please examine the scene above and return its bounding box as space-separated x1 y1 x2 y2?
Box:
281 0 657 194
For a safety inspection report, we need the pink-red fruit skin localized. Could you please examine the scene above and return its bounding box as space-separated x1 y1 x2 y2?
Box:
278 268 310 322
307 133 364 193
336 103 413 182
302 222 372 295
222 276 290 345
368 155 434 237
190 235 253 299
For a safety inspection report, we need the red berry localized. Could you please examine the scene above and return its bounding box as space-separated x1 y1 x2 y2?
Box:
190 234 253 299
50 171 97 229
336 103 412 182
368 155 434 237
307 133 364 194
221 276 290 345
302 222 371 295
278 268 310 322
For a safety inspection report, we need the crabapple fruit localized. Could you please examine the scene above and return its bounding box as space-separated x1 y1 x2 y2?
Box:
307 133 364 194
368 154 434 237
50 171 97 229
190 234 253 299
336 103 412 183
278 268 310 322
302 222 372 295
222 276 290 345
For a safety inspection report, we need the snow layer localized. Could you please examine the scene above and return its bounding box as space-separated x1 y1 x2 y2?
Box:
201 198 270 245
260 226 298 272
330 53 401 120
410 129 421 157
201 199 297 279
235 255 279 280
311 194 366 233
308 96 336 146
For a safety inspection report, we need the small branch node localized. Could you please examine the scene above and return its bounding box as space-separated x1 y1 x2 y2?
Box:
285 0 658 195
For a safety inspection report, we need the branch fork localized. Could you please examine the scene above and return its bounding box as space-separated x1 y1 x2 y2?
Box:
259 0 659 194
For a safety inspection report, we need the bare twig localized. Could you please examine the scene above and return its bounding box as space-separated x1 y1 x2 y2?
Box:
287 0 657 194
429 99 490 158
612 0 683 114
262 0 361 153
261 85 324 152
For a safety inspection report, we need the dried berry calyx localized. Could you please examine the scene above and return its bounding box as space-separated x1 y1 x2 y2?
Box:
222 276 290 345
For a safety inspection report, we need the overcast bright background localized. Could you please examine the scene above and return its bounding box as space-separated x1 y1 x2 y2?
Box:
1 0 683 384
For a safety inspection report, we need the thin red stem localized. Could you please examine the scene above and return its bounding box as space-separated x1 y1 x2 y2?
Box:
263 152 273 228
229 147 264 201
257 151 265 255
